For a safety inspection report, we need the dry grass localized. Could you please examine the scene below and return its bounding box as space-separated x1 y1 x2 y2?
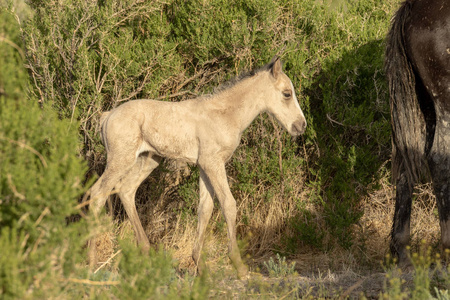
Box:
91 158 441 298
360 174 440 265
95 165 440 264
94 231 116 266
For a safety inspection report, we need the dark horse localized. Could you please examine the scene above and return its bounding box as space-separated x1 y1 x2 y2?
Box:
385 0 450 265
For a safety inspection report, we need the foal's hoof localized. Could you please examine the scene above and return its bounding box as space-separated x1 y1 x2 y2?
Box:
237 265 249 280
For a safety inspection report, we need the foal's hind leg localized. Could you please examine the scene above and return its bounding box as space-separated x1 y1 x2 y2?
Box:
117 154 161 253
192 169 214 274
88 155 137 268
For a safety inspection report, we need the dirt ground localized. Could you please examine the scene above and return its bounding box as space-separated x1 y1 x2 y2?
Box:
211 270 389 299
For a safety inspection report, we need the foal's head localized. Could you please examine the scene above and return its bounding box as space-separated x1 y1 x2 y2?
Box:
262 57 306 136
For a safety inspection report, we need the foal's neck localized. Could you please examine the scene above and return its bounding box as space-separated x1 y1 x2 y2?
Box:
213 73 268 133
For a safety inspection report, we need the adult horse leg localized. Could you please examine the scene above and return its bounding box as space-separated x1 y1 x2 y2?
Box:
199 160 248 279
390 166 413 266
390 75 434 266
427 112 450 253
192 169 215 275
117 154 161 253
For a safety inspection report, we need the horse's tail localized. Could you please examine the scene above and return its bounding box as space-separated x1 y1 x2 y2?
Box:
385 0 426 187
99 111 111 149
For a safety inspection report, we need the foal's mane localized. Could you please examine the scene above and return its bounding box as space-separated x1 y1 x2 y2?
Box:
211 60 276 96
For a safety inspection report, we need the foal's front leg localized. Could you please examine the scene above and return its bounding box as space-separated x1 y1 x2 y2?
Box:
192 170 214 274
199 160 248 279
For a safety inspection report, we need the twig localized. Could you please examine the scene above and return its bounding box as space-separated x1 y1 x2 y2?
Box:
35 207 50 226
30 229 45 255
0 136 48 168
339 276 367 299
0 35 25 61
94 250 122 274
279 286 299 300
78 189 92 209
116 64 155 103
326 113 345 127
61 278 120 286
7 174 26 200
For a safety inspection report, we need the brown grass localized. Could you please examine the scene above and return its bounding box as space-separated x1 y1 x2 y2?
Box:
93 155 441 280
89 156 443 298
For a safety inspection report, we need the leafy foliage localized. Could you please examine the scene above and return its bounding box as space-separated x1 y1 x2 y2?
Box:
0 7 27 99
0 7 89 298
112 240 209 299
0 4 211 298
19 0 395 252
288 1 391 249
381 244 450 300
263 253 297 278
3 0 438 297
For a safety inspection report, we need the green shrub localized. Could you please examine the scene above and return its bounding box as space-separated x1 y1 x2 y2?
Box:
0 6 28 100
7 0 447 297
21 0 395 253
169 0 278 66
263 253 297 278
0 24 89 300
0 10 90 291
0 5 210 298
23 0 182 158
381 245 450 299
112 239 210 299
288 1 392 250
4 0 401 262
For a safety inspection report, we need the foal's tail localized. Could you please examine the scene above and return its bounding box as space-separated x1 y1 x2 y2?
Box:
98 111 111 149
385 0 426 187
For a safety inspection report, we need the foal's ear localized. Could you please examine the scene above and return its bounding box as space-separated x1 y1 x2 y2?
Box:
268 56 282 79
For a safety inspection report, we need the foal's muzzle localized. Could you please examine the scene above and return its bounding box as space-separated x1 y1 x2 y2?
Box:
290 119 307 136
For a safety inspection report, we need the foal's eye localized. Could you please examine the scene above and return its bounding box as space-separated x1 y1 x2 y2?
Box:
282 90 292 99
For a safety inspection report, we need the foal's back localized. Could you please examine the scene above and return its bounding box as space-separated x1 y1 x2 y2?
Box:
101 99 202 163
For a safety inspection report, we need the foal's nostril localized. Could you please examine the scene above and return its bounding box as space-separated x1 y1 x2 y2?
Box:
291 119 306 136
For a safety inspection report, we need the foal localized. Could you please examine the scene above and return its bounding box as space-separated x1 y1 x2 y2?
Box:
87 57 306 278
